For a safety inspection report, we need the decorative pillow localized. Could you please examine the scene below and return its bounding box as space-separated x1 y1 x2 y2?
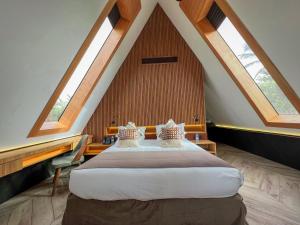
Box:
118 128 138 140
159 127 182 140
156 119 185 147
116 122 144 147
156 119 185 140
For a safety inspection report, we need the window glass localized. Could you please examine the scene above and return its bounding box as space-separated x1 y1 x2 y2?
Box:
218 18 298 115
46 18 113 122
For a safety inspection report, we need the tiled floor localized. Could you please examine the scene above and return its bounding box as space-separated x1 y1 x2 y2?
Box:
0 144 300 225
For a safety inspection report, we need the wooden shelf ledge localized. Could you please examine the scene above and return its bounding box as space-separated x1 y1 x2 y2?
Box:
0 135 82 177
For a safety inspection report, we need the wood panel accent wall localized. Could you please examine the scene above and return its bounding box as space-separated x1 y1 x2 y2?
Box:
84 5 206 142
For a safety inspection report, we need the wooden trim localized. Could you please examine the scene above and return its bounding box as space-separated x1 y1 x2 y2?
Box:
59 19 132 128
180 0 300 129
191 140 217 155
84 143 111 155
22 145 72 168
28 0 141 137
0 135 81 177
197 19 276 123
117 0 141 21
215 124 300 137
28 0 117 137
179 0 214 23
0 134 80 153
215 0 300 113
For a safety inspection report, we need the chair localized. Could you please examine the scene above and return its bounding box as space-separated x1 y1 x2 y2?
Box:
51 135 88 195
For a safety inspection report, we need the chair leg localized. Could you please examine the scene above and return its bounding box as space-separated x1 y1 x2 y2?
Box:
52 168 61 196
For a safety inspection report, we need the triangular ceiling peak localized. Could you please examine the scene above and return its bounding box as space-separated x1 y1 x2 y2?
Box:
84 4 206 142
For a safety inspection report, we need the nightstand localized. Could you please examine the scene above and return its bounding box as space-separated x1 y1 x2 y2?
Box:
191 140 217 155
84 143 112 155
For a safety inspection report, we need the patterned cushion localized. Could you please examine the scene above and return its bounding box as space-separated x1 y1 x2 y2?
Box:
118 128 139 140
156 119 185 140
159 127 183 140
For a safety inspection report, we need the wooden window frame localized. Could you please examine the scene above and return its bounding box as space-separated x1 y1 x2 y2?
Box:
180 0 300 129
28 0 141 137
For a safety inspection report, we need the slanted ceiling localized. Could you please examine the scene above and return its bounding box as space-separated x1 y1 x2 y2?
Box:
0 0 300 149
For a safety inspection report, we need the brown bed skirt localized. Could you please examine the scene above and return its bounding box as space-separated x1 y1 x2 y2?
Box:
62 194 248 225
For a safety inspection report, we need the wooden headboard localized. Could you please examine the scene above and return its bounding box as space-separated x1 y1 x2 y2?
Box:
105 124 207 140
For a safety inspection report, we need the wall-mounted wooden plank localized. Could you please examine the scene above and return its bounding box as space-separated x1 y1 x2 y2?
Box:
0 135 81 177
0 160 22 178
22 145 72 168
84 6 206 142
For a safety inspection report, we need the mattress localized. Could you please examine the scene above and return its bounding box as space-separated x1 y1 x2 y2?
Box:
69 140 243 201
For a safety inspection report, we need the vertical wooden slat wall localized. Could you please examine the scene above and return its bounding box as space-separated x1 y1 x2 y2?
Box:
84 5 206 142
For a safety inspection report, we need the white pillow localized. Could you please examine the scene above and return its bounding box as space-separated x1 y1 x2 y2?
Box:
126 122 146 141
115 139 139 148
137 127 146 140
160 139 183 147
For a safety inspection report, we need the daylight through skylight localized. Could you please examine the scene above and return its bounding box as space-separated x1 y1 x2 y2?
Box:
218 18 298 115
46 18 113 122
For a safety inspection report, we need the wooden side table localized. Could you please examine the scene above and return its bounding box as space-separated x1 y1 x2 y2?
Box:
84 143 112 155
191 140 217 155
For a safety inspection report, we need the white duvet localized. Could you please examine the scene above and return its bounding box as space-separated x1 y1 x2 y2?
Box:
69 140 243 201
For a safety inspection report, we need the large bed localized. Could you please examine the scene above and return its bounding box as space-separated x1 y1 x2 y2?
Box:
63 139 247 225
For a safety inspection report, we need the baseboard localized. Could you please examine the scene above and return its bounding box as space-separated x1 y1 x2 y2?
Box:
207 126 300 170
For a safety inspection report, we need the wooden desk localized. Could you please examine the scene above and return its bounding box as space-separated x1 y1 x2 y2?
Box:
0 135 82 177
191 140 217 155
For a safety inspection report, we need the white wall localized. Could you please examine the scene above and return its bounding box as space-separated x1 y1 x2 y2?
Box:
159 0 300 134
0 0 158 150
0 0 109 149
228 0 300 97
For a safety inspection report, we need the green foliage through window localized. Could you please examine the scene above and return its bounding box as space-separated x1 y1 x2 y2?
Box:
218 18 298 115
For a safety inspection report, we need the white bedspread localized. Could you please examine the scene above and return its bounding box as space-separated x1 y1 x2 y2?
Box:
69 140 243 201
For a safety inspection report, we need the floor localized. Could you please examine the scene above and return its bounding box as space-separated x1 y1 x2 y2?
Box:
0 144 300 225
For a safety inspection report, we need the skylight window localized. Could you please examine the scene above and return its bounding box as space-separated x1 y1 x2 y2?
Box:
217 18 298 115
46 18 113 122
29 1 141 137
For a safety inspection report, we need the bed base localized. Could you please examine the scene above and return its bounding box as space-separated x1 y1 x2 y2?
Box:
62 194 247 225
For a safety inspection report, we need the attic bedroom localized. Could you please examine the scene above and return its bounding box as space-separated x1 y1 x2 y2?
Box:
0 0 299 225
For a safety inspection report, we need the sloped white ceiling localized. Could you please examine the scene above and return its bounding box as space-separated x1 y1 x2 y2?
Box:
0 0 158 150
159 0 300 134
228 0 300 97
71 0 158 134
0 0 109 149
0 0 299 149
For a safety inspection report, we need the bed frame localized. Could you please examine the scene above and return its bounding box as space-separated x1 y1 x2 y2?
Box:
84 124 208 155
106 124 207 140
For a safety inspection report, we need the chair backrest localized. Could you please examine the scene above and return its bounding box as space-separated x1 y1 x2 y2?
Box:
71 135 89 162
